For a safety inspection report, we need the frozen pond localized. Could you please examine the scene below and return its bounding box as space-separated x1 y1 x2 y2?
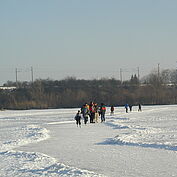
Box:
0 105 177 176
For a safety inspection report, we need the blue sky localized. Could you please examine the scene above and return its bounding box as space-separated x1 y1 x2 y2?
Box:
0 0 177 84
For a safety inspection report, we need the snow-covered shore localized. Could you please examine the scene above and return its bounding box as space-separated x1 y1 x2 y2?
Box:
1 105 177 176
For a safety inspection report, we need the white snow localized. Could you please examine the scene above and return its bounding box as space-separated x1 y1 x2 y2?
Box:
0 124 49 152
1 105 177 176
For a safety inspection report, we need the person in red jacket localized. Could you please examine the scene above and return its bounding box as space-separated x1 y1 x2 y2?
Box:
89 101 95 123
100 103 106 122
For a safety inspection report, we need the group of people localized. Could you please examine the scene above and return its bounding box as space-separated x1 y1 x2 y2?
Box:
124 103 142 113
74 102 142 127
74 102 106 127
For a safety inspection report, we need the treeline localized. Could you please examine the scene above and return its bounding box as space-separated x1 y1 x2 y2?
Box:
1 69 177 109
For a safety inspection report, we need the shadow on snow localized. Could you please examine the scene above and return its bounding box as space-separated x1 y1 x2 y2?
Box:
97 138 177 152
108 117 129 121
105 121 130 129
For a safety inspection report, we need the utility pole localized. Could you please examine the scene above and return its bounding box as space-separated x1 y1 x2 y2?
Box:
137 67 140 80
15 68 18 86
31 66 34 83
158 63 160 79
120 68 123 83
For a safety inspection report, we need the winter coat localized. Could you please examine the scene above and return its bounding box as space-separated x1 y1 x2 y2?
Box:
111 106 114 112
82 107 89 117
75 113 81 121
100 105 106 114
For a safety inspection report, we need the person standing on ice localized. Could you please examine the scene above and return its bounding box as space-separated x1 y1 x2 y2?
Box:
138 103 142 111
129 104 133 112
94 103 99 123
100 103 106 122
110 105 114 115
74 110 82 127
125 103 129 113
81 103 89 125
89 101 95 123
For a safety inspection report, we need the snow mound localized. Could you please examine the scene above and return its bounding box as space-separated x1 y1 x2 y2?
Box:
0 125 50 152
111 128 177 151
105 112 177 151
0 150 105 177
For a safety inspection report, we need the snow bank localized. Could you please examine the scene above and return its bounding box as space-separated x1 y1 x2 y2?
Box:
1 105 177 177
0 150 105 177
104 105 177 151
0 110 105 177
0 124 50 152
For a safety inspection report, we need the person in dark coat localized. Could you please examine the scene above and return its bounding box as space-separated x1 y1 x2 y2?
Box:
110 105 114 115
125 103 129 113
129 104 133 112
75 110 81 127
138 104 142 112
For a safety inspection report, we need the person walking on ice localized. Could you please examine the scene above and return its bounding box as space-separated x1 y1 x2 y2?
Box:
110 105 114 115
138 104 142 112
125 103 129 113
100 103 106 122
75 110 82 127
94 103 99 123
81 103 89 125
89 101 95 123
129 104 133 112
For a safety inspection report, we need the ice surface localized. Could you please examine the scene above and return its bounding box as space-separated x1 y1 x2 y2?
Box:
0 108 105 176
1 105 177 176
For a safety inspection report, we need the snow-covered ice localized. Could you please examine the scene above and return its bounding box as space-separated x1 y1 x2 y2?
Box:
1 105 177 176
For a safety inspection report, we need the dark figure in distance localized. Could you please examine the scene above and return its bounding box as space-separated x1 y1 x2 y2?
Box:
129 104 133 112
138 104 142 112
125 103 129 113
110 105 114 115
75 110 81 127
